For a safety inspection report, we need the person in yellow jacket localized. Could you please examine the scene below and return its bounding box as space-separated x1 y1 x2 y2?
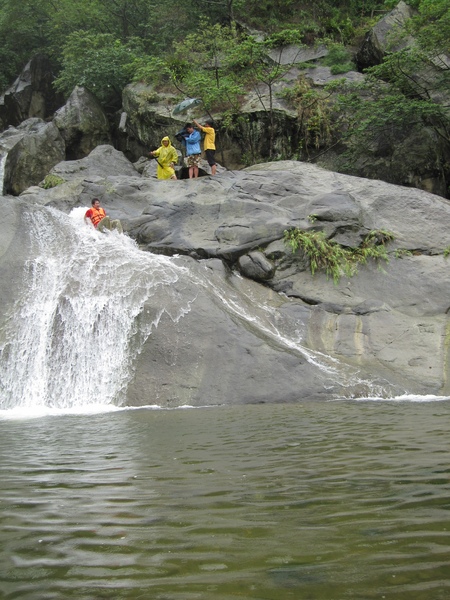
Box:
149 136 178 180
193 119 216 175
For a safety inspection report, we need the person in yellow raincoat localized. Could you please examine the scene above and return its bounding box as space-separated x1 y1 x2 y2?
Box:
149 136 178 180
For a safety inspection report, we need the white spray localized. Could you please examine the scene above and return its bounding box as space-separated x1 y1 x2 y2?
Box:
0 207 194 409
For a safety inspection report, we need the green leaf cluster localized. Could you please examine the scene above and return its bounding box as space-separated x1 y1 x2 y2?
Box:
41 174 65 189
322 43 356 74
283 228 394 284
280 76 336 156
54 32 144 103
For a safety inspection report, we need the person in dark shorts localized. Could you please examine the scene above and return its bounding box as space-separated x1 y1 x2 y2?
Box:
193 119 216 175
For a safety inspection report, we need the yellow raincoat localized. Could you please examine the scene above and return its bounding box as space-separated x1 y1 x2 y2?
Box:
152 136 178 179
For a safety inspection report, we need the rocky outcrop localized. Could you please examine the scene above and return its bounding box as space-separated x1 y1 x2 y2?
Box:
0 196 26 317
18 144 138 211
0 55 64 132
116 67 362 171
1 118 65 195
53 86 111 159
118 83 180 160
11 145 450 401
319 121 450 198
356 0 416 70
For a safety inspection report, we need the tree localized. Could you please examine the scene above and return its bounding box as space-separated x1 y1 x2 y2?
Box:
170 21 244 114
226 29 304 157
54 32 144 106
321 0 450 189
0 0 53 89
412 0 450 55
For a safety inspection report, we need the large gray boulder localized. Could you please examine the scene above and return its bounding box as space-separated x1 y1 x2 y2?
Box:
12 148 450 400
1 118 65 195
356 1 416 69
0 55 64 132
19 144 139 211
119 83 181 159
53 86 111 159
126 257 357 406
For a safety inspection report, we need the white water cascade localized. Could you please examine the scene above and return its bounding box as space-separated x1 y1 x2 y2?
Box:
0 207 194 410
0 204 395 413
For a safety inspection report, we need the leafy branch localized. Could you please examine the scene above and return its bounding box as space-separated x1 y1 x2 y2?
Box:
283 228 394 284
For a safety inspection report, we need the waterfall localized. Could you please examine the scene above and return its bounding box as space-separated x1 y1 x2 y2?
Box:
0 207 194 410
0 205 395 413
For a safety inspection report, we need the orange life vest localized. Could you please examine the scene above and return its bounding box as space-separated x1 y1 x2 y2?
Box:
86 206 106 228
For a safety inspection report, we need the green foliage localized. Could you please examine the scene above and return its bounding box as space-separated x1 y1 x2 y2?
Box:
224 31 307 156
283 228 394 284
331 72 448 171
0 0 52 89
394 248 413 258
264 29 304 48
323 10 356 44
367 47 448 101
351 229 394 265
325 0 450 178
171 21 244 112
54 32 144 103
284 229 354 283
230 0 385 40
412 0 450 55
170 22 307 157
0 0 208 93
132 57 172 87
232 0 300 31
225 31 304 93
41 174 65 189
44 0 110 56
281 76 336 155
1 0 447 177
0 0 394 95
444 245 450 258
322 43 356 74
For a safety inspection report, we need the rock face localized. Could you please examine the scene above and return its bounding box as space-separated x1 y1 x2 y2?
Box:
53 86 111 159
0 55 64 132
7 145 450 404
1 118 65 195
356 0 416 70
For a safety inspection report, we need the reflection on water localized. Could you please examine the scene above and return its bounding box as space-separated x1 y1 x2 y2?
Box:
1 400 450 600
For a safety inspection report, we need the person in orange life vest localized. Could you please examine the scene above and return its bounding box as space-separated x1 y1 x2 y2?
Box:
84 198 123 233
193 118 216 175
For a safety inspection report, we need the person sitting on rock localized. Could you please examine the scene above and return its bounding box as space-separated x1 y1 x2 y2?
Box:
149 136 178 180
84 198 123 233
